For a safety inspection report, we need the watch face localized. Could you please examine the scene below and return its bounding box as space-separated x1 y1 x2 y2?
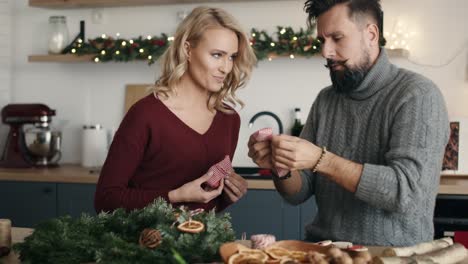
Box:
275 170 291 180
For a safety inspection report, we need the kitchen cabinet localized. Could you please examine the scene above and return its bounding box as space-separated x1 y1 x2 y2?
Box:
434 194 468 238
0 181 97 227
299 197 318 240
57 183 96 218
0 181 57 228
224 189 317 240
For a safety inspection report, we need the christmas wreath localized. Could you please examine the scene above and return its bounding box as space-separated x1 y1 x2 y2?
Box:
13 198 236 263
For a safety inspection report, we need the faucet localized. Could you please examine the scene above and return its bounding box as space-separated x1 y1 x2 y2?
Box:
248 111 283 134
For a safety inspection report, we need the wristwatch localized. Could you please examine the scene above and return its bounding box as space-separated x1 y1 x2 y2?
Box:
272 171 292 180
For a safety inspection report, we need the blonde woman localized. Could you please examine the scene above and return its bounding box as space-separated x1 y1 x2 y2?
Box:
95 7 256 213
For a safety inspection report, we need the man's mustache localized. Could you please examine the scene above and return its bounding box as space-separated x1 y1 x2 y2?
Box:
324 59 348 69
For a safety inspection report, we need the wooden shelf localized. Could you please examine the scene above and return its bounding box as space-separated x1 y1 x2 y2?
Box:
29 0 291 8
28 54 96 62
28 48 409 63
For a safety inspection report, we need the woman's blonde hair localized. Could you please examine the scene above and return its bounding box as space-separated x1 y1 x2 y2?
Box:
154 6 257 112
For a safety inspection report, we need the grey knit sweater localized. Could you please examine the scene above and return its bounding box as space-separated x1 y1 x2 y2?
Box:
282 50 449 246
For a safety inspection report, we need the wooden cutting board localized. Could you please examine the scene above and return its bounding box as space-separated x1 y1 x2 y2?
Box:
124 84 153 113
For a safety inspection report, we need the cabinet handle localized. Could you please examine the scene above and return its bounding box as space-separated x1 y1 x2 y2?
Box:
43 187 53 194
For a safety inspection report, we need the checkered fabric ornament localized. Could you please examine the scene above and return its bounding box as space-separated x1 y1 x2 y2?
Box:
252 127 289 177
206 155 233 188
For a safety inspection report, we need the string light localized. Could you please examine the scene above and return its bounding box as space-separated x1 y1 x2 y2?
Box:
66 26 322 64
387 20 413 51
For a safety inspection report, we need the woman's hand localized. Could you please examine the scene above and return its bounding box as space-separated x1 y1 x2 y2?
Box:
247 134 273 169
271 134 322 171
222 172 248 203
168 172 224 203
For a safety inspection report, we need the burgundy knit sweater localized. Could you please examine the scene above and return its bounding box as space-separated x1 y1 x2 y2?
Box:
94 94 240 213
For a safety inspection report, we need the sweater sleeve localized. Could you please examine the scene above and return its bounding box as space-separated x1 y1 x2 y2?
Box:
217 112 241 212
94 104 168 213
355 83 449 213
279 96 321 205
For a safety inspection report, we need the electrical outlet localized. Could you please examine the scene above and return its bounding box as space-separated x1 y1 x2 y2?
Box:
465 50 468 82
91 9 104 24
177 10 189 22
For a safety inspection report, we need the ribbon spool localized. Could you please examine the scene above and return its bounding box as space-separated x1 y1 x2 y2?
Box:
0 219 12 257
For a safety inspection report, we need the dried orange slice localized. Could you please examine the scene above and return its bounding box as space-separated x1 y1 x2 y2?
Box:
279 257 299 264
264 247 291 260
238 249 269 262
228 253 264 264
177 220 204 234
289 251 308 262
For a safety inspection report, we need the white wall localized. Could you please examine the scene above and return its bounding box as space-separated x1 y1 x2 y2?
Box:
0 0 12 152
6 0 468 167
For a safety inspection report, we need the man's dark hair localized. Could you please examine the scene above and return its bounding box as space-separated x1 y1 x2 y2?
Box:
304 0 386 46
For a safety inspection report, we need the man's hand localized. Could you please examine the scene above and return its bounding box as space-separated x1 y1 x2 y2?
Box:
247 134 273 168
271 134 322 171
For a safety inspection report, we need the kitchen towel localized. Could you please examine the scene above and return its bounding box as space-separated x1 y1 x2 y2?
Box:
252 127 289 177
206 155 233 188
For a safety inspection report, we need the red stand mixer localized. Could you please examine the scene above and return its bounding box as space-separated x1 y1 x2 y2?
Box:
0 104 62 168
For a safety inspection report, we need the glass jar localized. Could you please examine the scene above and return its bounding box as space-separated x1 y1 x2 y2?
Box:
48 16 69 54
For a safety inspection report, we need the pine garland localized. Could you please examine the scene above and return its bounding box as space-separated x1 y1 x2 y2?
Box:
67 25 322 64
13 198 236 264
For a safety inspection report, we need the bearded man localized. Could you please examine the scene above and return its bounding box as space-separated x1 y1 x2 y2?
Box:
248 0 449 246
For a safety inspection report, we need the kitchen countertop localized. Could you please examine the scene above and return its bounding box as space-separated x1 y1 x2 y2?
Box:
0 164 276 190
0 164 467 194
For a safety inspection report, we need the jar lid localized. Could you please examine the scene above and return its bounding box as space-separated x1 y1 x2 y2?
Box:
83 124 103 130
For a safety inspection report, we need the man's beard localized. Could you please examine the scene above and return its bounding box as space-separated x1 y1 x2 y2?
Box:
325 52 372 94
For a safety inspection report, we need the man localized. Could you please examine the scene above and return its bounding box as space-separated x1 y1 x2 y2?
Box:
248 0 449 246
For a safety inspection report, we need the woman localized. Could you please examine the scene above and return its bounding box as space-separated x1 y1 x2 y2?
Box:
94 6 256 213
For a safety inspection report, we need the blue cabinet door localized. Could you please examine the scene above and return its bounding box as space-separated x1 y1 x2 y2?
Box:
57 183 97 218
223 189 300 240
299 197 318 240
0 181 57 228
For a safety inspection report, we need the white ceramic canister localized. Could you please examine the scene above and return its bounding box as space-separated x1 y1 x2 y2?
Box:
81 124 108 168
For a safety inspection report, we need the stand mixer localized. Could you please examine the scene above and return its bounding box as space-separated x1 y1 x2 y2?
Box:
0 104 62 168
